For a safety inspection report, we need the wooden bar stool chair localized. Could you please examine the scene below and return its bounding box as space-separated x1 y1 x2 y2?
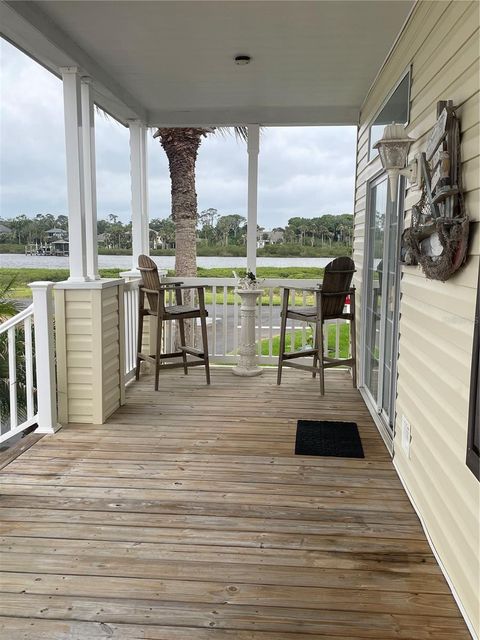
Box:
277 256 356 395
135 255 210 390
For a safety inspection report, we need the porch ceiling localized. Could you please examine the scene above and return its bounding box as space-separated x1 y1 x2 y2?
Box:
1 0 413 126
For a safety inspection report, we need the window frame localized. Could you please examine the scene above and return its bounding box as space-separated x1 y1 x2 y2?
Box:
367 65 412 162
466 267 480 480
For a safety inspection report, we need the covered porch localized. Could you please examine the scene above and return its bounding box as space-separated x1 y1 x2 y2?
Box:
0 367 470 638
0 0 478 637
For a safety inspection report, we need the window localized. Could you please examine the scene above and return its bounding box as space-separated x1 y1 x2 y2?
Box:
369 70 411 160
467 267 480 480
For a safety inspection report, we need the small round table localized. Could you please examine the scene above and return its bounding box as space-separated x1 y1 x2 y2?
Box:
232 288 264 377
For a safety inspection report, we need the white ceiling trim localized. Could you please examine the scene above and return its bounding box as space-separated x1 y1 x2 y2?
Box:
1 0 413 128
149 105 361 128
0 0 147 124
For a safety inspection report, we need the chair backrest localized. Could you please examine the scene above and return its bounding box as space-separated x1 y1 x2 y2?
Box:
138 254 161 310
321 256 355 317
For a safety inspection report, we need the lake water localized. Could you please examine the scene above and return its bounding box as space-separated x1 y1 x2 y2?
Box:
0 254 334 270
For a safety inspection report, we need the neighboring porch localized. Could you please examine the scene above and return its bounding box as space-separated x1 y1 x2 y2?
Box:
0 367 470 638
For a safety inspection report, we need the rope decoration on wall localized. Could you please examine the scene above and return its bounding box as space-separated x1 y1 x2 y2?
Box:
401 100 470 281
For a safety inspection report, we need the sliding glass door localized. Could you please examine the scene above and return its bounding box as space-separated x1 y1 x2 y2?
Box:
363 174 402 437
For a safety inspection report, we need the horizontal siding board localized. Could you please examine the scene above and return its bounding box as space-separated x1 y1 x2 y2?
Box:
399 317 472 390
409 56 479 125
66 384 94 400
399 295 474 353
66 353 92 368
65 335 92 351
401 255 479 290
354 2 479 631
410 2 476 78
359 1 450 127
65 290 92 303
394 451 479 621
400 273 477 319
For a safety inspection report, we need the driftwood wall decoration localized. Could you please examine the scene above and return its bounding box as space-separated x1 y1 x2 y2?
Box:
401 100 469 281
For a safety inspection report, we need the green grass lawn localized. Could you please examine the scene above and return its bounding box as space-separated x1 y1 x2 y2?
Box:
0 266 324 300
259 323 350 358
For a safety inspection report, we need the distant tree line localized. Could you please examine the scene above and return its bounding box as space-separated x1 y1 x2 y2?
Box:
150 209 353 249
0 211 353 252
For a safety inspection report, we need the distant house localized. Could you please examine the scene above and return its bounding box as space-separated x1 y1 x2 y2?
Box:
49 239 69 255
45 228 67 239
149 228 160 250
269 229 285 244
260 228 285 246
0 223 11 235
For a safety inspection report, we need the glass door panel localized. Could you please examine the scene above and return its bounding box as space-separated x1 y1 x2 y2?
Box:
364 178 387 404
363 175 401 435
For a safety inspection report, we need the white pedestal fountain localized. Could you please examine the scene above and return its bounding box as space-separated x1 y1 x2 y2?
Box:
232 288 264 377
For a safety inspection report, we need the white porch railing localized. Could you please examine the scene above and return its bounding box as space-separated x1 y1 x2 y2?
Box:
0 282 60 443
122 276 350 378
123 279 140 383
0 304 36 442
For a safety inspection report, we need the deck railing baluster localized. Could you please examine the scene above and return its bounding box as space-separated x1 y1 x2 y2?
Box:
7 326 18 431
223 286 228 356
212 285 217 356
268 288 274 358
24 315 34 420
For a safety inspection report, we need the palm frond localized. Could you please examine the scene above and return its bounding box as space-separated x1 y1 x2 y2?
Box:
215 126 248 142
0 276 20 321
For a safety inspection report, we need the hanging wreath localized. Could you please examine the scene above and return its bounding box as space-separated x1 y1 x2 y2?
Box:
401 101 470 281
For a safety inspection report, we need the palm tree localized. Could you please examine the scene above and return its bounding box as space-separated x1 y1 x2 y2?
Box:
154 127 246 278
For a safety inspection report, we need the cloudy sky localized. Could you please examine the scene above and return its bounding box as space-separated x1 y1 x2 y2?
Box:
0 38 356 230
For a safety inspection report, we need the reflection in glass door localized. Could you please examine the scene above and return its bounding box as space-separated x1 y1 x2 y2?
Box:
363 175 402 436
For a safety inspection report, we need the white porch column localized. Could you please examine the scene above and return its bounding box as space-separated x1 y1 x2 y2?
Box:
129 120 150 273
81 77 100 280
247 124 260 275
140 125 150 254
61 67 89 282
29 282 61 434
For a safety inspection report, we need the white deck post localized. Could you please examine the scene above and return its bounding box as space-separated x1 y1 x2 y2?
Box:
129 120 149 273
61 67 89 282
247 124 260 275
30 282 61 434
81 77 100 280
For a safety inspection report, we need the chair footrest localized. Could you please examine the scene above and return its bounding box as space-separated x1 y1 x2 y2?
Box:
323 357 355 368
179 346 205 358
281 349 319 360
282 361 318 373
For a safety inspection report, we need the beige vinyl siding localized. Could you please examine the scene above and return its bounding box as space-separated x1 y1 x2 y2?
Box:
353 1 480 634
55 281 124 425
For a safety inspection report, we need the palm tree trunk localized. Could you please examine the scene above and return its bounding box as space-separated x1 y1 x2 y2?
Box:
155 128 209 346
156 128 208 277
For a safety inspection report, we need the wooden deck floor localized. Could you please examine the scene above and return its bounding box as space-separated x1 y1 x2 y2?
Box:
0 368 470 639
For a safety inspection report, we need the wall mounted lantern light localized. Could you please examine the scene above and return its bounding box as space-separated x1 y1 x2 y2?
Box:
374 122 418 200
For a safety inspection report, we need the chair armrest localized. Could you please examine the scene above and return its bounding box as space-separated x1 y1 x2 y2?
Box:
140 287 160 296
161 284 206 291
321 289 353 297
281 285 320 292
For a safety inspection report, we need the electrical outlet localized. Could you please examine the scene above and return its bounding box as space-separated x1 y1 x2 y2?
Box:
401 414 411 458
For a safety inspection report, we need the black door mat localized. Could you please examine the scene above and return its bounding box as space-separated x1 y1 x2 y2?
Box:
295 420 365 458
